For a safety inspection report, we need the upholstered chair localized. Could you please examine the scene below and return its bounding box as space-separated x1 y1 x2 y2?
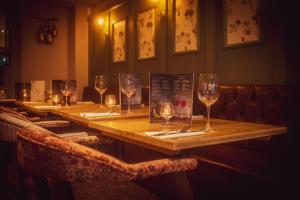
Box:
16 125 197 199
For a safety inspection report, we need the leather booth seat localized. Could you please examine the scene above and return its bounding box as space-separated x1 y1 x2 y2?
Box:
193 85 293 126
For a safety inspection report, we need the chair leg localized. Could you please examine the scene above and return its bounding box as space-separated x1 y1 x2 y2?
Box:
51 180 75 200
32 176 52 200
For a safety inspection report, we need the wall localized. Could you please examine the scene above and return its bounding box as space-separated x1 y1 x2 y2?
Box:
89 0 288 87
21 2 69 82
1 1 89 99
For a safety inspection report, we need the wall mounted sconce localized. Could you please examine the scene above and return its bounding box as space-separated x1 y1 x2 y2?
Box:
35 18 58 45
97 18 104 25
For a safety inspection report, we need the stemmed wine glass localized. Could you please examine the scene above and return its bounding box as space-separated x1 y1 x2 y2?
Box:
197 74 219 132
61 80 73 107
120 74 137 114
95 75 108 108
159 102 175 125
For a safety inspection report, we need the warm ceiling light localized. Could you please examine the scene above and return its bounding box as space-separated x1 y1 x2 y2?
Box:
97 18 104 25
1 29 4 33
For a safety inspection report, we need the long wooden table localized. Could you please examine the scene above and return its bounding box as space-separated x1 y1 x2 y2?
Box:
89 118 287 155
15 101 287 155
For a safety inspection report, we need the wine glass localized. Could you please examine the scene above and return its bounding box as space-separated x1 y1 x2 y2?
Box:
120 74 137 114
61 80 73 107
159 102 175 125
95 75 108 107
197 74 219 132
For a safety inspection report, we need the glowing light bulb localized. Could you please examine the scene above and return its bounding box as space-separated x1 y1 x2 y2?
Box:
97 18 104 25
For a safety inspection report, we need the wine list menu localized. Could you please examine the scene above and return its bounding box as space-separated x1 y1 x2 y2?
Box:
149 73 194 123
118 74 142 110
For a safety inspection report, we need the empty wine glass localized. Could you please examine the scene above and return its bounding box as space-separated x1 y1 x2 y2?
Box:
95 75 108 108
159 102 175 125
61 80 72 107
197 74 219 132
120 74 137 114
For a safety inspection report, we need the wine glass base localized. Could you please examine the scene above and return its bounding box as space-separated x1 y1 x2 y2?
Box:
204 127 216 133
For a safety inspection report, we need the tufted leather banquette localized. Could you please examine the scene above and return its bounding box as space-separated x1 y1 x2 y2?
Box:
193 85 293 126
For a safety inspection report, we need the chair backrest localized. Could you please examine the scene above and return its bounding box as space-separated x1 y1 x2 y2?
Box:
17 125 197 184
0 112 33 142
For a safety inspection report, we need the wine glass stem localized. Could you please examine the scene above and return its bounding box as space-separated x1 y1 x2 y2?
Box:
206 105 211 131
100 94 103 105
127 96 131 113
65 96 68 107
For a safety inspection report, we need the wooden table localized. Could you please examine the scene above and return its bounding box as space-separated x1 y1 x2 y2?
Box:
89 118 287 155
51 104 149 126
15 101 287 155
0 98 16 102
15 101 149 125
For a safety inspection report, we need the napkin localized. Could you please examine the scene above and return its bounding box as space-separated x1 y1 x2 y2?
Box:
59 132 88 138
76 101 95 105
80 112 121 118
35 105 62 109
144 130 205 139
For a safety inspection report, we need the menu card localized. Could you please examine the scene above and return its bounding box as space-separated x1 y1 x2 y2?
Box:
149 73 194 123
52 80 78 104
119 74 142 110
15 82 31 101
30 80 45 102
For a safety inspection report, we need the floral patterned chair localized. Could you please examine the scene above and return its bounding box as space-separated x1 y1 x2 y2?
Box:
0 112 106 145
0 105 71 128
16 125 197 199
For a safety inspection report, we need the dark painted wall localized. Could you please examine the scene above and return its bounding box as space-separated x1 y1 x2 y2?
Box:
89 0 289 88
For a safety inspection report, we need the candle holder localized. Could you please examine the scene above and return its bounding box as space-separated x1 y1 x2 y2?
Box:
52 94 61 106
105 95 117 111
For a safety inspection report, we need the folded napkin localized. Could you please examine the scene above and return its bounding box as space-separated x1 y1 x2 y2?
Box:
80 112 121 118
59 132 88 138
35 105 62 109
76 101 95 105
144 130 205 139
192 115 203 120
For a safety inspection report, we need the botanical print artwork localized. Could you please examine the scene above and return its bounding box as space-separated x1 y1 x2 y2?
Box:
113 20 126 62
137 9 155 59
175 0 198 53
226 0 260 46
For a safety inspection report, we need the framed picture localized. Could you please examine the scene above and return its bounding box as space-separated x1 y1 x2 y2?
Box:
137 8 155 60
112 19 126 63
173 0 199 53
224 0 261 47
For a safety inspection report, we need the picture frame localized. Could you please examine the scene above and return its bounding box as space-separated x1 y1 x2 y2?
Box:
173 0 199 54
137 8 156 60
224 0 262 47
112 19 126 63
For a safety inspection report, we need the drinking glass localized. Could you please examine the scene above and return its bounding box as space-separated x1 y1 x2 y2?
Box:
52 94 61 106
159 102 175 125
105 95 117 112
197 74 219 132
61 80 73 107
95 75 108 107
120 74 137 114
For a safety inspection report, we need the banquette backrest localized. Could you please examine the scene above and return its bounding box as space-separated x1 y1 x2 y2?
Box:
193 85 292 125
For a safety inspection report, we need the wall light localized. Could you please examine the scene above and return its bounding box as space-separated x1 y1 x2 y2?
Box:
97 18 104 25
